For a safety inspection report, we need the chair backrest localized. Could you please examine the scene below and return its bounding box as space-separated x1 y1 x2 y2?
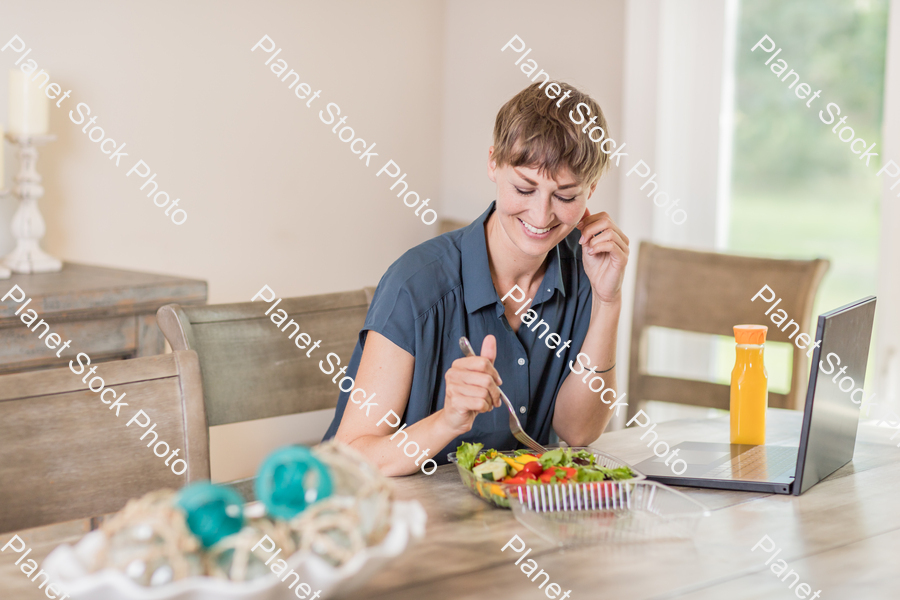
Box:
438 219 469 235
0 351 208 533
627 242 829 420
156 288 374 429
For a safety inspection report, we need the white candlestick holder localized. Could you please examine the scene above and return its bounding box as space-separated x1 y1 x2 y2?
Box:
0 171 9 279
2 133 62 274
0 179 8 276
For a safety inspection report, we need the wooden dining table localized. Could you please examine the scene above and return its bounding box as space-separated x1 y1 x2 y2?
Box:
3 409 899 599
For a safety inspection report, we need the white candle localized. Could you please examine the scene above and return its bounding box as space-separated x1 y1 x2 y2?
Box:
9 69 49 136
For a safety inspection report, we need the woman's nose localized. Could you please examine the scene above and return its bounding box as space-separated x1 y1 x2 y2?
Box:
531 199 553 226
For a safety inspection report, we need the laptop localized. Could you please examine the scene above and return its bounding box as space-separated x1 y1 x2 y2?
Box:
633 296 876 495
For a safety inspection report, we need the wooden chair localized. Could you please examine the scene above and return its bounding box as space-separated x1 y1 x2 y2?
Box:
438 218 469 235
156 288 374 497
0 351 209 534
626 242 829 421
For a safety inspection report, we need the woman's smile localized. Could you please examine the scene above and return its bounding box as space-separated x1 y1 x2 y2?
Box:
518 217 560 239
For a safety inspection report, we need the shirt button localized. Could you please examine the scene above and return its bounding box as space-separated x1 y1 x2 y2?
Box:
518 358 526 366
519 406 527 414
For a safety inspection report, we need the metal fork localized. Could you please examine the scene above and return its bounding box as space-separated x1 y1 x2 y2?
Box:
458 336 548 454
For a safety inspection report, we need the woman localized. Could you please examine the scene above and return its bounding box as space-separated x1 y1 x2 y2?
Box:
324 81 629 476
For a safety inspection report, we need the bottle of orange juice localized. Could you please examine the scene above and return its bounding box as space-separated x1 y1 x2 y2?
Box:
731 325 768 445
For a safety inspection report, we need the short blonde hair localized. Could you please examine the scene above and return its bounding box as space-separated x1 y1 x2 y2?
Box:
492 81 609 188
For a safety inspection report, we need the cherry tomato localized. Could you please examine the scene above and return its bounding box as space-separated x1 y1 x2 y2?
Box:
503 476 529 485
522 462 543 476
539 466 577 483
539 467 558 483
520 471 537 480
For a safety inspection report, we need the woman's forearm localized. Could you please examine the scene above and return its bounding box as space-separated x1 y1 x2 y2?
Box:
340 408 462 476
553 296 622 445
335 331 503 477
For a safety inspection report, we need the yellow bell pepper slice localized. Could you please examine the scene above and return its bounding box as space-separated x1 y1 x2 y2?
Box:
514 454 541 464
488 484 507 498
500 455 524 472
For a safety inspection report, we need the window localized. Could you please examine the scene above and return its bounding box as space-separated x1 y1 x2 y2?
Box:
719 0 888 390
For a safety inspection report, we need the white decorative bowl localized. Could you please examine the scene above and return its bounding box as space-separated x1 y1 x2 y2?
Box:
42 501 426 600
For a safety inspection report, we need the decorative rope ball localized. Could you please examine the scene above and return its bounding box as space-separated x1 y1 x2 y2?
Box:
176 481 245 548
92 490 204 586
205 517 296 581
311 441 394 545
255 445 334 520
289 497 366 567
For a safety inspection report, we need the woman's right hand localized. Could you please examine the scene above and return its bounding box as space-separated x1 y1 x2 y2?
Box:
441 335 503 434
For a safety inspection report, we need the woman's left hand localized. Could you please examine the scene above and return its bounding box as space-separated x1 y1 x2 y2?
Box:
575 209 630 303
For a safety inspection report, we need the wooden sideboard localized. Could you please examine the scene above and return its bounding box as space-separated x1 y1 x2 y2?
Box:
0 263 207 375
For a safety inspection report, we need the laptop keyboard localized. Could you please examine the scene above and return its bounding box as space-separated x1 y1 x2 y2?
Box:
703 446 798 480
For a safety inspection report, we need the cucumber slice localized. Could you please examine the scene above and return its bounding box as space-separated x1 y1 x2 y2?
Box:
473 459 508 482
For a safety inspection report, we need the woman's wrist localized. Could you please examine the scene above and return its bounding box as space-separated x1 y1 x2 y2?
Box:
435 406 471 438
591 291 622 313
580 292 621 371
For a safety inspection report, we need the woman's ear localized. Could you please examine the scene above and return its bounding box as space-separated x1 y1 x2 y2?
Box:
487 146 498 183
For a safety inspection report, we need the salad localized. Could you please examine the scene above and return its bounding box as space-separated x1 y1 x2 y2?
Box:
456 442 636 486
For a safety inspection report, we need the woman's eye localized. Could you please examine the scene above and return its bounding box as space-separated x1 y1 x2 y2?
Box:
514 187 576 202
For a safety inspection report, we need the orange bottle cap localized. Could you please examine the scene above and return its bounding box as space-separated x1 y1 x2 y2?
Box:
734 324 767 345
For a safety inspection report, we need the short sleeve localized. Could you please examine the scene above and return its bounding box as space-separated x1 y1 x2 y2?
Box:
362 265 418 357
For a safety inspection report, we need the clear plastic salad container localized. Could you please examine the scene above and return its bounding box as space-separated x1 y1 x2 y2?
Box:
447 446 644 509
511 479 711 545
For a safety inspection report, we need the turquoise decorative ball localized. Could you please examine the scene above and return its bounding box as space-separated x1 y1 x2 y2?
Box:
255 446 333 520
176 482 245 547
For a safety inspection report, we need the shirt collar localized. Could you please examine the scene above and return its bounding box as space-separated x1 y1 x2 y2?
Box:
460 201 567 315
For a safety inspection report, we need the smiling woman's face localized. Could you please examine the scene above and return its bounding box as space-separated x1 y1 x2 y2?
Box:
487 150 594 259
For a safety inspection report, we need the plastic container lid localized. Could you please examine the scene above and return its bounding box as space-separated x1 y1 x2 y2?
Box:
734 324 767 345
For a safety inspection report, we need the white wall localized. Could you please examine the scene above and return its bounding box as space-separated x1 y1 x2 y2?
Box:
616 0 737 427
439 0 625 223
0 0 444 481
653 0 734 249
0 0 442 304
876 0 900 415
0 0 635 478
616 0 662 429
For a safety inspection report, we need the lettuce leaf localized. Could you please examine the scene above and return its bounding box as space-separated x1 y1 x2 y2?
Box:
571 449 597 466
456 442 483 470
605 466 636 481
575 465 635 482
538 448 569 468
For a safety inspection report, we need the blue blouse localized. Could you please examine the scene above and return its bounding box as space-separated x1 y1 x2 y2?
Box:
323 202 596 464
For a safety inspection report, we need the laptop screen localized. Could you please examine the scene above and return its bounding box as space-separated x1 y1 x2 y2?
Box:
794 296 876 495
